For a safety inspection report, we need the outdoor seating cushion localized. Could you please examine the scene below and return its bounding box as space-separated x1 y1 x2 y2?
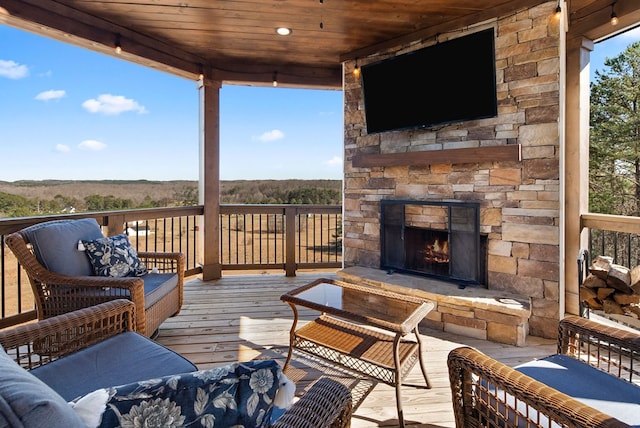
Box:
30 331 197 401
21 218 104 277
515 354 640 427
0 344 86 428
71 359 292 428
142 273 179 308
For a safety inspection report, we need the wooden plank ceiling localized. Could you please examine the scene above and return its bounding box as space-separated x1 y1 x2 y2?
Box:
0 0 632 88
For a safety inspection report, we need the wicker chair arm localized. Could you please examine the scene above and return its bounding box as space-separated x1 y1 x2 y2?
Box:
272 377 352 428
0 300 135 370
33 272 144 290
559 315 640 355
137 251 185 273
447 346 628 428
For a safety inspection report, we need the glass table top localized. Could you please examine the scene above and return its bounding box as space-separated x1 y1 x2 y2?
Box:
284 280 431 329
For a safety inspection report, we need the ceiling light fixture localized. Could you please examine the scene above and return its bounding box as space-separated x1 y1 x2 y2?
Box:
610 3 619 26
276 27 292 36
554 2 562 21
353 58 360 78
198 63 204 81
114 34 122 54
272 71 278 87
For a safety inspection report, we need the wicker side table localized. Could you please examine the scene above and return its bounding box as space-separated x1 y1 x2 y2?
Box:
281 278 435 428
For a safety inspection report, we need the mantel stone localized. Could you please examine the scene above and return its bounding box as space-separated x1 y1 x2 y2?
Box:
338 266 531 346
351 144 521 168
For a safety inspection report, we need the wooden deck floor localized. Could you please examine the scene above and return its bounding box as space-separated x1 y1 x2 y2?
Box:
156 272 556 428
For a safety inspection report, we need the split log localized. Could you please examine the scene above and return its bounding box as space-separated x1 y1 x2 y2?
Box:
606 263 633 293
631 265 640 293
589 256 613 279
625 304 640 319
580 287 602 310
583 274 607 289
613 293 640 305
597 287 616 301
603 298 625 315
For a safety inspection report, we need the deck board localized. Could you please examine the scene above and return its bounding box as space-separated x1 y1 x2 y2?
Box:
156 272 556 427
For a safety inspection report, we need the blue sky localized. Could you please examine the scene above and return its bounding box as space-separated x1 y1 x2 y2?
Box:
1 23 639 182
0 24 343 182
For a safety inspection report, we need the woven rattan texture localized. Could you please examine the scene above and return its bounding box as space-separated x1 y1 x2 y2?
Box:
294 315 419 385
4 230 185 337
271 377 353 428
448 315 640 428
0 299 135 370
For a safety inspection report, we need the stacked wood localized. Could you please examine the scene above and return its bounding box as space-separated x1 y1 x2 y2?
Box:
580 256 640 318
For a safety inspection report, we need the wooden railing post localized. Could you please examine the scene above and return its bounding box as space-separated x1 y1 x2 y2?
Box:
105 214 125 237
285 206 297 276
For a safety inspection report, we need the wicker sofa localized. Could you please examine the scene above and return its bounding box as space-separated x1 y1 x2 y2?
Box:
5 218 184 337
448 315 640 427
0 299 353 428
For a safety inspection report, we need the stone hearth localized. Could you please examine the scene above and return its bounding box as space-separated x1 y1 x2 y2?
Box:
338 266 531 346
342 2 561 340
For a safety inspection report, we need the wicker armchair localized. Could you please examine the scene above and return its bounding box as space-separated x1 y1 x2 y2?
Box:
4 218 184 337
448 315 640 428
0 300 352 428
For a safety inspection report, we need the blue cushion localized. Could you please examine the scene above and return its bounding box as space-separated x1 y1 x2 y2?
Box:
0 344 85 427
82 234 148 277
515 354 640 427
93 360 284 428
143 273 179 308
30 332 197 401
22 218 104 276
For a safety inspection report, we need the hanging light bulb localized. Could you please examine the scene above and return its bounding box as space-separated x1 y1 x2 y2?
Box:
353 58 360 78
198 63 204 81
114 34 122 54
554 1 562 21
610 3 619 26
272 71 278 87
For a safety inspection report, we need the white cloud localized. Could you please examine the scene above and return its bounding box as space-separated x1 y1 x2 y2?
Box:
55 144 70 153
325 156 342 167
78 140 107 151
0 60 29 79
255 129 285 142
36 90 66 101
82 94 147 115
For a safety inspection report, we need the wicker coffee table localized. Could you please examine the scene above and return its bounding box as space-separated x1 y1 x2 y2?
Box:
281 278 434 427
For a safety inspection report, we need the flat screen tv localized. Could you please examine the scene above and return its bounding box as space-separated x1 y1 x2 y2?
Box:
361 28 498 134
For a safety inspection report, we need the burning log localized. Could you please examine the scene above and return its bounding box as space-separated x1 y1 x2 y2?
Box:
420 238 449 264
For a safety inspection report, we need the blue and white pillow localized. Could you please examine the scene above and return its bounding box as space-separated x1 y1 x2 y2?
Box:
70 360 292 428
82 234 147 277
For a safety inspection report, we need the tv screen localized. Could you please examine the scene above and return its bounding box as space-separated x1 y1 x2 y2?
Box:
361 28 498 134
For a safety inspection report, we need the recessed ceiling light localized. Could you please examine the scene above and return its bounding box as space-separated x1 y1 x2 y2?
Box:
276 27 292 36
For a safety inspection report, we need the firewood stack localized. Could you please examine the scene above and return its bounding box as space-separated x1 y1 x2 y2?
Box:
580 256 640 317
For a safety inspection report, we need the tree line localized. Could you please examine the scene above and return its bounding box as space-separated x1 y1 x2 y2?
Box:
0 180 342 218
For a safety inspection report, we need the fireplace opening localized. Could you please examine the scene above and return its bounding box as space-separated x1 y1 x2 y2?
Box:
381 200 487 287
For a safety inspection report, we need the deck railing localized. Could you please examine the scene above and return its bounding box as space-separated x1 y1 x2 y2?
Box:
0 204 342 328
581 213 640 267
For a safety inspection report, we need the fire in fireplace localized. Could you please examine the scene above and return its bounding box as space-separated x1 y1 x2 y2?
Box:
381 200 486 287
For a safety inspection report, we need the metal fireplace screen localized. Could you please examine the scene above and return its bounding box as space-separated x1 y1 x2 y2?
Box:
381 200 485 286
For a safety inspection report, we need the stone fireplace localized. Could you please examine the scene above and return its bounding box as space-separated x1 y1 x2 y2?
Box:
341 1 561 344
381 200 487 287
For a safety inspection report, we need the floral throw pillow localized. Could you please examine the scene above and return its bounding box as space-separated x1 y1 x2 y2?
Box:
82 234 147 277
81 360 287 428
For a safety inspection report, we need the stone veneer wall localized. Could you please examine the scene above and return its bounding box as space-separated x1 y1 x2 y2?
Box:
343 1 561 339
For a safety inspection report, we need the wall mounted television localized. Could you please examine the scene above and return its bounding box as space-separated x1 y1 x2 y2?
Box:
361 28 498 134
